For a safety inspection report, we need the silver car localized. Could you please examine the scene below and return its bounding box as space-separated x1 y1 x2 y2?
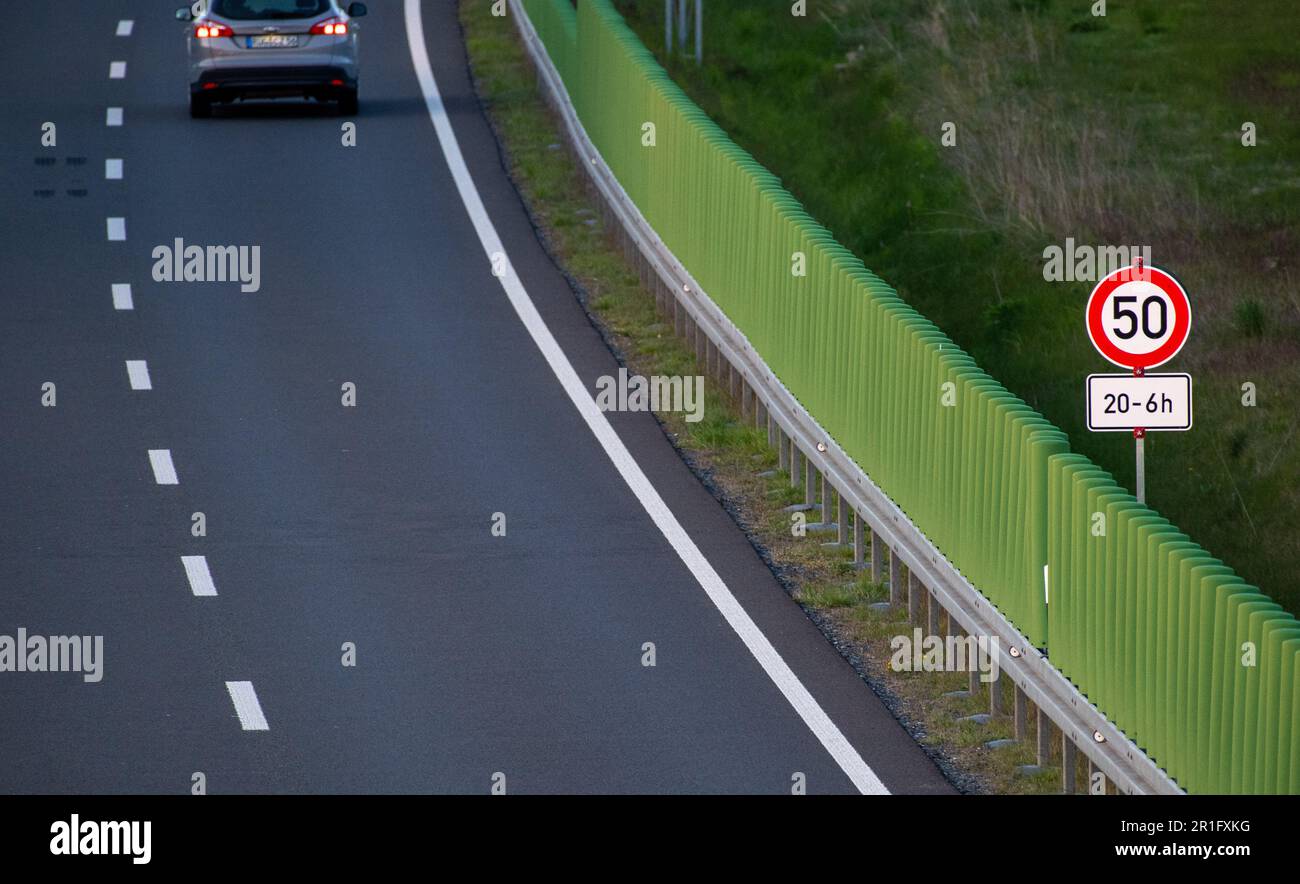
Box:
176 0 367 117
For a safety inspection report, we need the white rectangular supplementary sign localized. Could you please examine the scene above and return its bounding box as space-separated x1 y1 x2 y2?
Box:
1086 373 1192 432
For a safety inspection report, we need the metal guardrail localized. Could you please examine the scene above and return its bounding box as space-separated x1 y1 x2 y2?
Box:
505 0 1183 795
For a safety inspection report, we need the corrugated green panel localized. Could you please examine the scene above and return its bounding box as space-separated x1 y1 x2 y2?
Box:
521 0 578 83
523 0 1297 793
1259 624 1300 792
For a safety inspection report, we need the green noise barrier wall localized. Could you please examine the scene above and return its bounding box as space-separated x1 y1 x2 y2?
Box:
519 0 1299 793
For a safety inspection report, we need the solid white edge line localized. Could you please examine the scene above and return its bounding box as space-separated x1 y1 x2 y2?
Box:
117 20 134 37
106 107 124 126
402 0 887 796
126 359 152 390
148 449 178 485
112 283 133 310
106 158 123 180
107 217 126 241
225 681 269 730
109 61 127 79
181 555 217 597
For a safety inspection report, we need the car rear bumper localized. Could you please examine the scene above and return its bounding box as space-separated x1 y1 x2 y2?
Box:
191 65 356 100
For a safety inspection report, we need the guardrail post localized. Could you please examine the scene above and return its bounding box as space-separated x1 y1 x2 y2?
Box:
927 589 941 640
893 556 909 607
777 427 789 471
1062 735 1078 794
790 440 801 488
820 473 832 526
1014 685 1028 741
870 530 883 585
896 554 914 625
804 458 815 505
1037 706 1052 767
836 492 849 546
1088 759 1105 795
853 512 865 569
989 668 1002 718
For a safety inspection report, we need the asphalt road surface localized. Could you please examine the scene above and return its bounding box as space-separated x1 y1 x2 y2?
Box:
0 0 952 795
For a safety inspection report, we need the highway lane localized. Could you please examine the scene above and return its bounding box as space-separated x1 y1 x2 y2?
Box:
0 0 952 794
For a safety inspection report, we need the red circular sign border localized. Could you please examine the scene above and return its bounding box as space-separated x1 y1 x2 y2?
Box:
1085 264 1191 370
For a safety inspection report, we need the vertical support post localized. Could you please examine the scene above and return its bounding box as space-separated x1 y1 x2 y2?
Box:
989 668 1002 718
695 0 703 65
678 0 687 53
820 473 831 525
896 555 912 623
1014 685 1028 741
891 558 906 607
665 0 673 54
927 590 941 637
777 427 789 471
790 440 801 488
804 460 815 506
1088 760 1105 795
1037 707 1052 766
1135 429 1146 504
853 512 865 567
837 493 849 546
1062 735 1077 794
870 530 883 585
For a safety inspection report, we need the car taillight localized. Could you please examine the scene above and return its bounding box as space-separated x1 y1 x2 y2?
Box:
194 21 234 38
310 18 348 36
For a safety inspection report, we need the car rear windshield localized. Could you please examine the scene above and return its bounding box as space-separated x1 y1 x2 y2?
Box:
210 0 333 20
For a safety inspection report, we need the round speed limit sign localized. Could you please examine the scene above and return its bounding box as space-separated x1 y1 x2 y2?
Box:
1086 264 1191 370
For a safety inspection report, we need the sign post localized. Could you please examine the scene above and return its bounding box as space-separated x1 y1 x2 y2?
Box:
1084 261 1193 504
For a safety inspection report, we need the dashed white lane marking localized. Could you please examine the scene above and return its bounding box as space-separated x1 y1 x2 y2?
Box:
107 217 126 241
106 107 124 126
106 158 123 180
116 20 134 37
404 0 888 796
109 61 127 79
181 556 218 597
112 284 134 311
148 449 178 485
225 681 269 731
126 360 152 390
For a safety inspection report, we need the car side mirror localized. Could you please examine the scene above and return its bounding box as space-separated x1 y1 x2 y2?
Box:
176 7 193 21
348 2 368 17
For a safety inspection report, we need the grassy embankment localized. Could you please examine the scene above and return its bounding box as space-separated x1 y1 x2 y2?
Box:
614 0 1300 616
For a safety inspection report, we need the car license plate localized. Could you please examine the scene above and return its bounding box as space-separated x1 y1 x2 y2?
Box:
248 35 299 48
